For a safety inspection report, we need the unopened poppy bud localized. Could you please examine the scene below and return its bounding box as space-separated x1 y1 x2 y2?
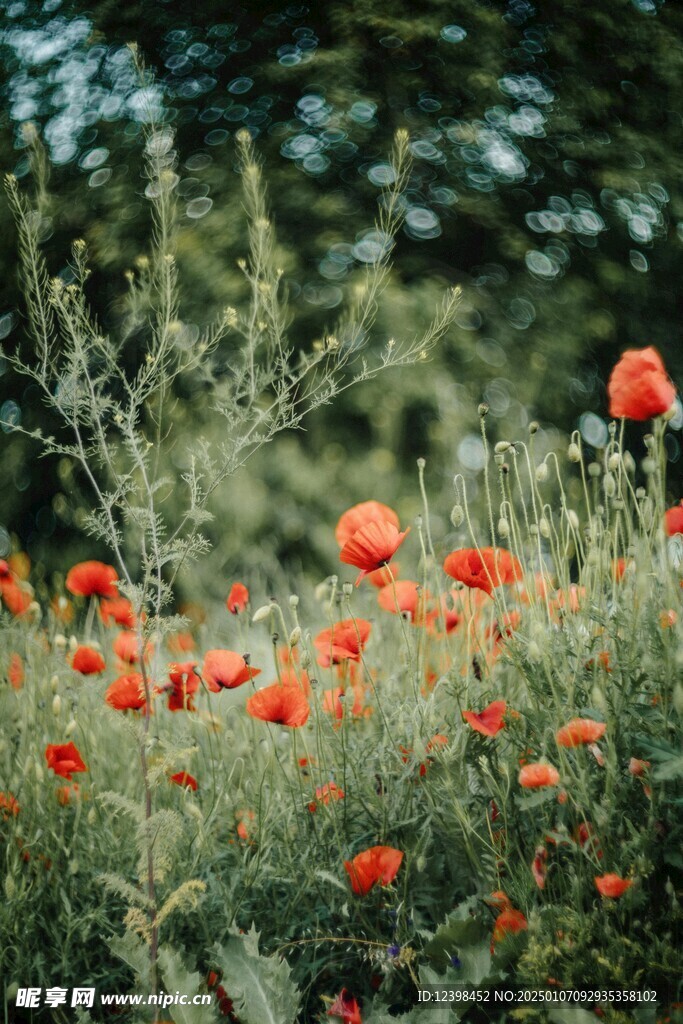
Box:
497 518 510 539
568 443 581 463
536 462 549 483
588 462 601 478
50 674 59 693
603 473 616 498
252 604 272 624
69 860 79 875
662 404 676 422
52 694 61 717
478 403 489 417
185 802 203 821
54 633 67 650
612 498 624 511
289 627 301 648
566 510 579 530
636 487 646 500
65 719 77 736
539 517 550 539
342 582 353 597
529 420 539 435
591 685 607 712
28 601 40 617
494 453 505 466
644 433 655 450
529 523 539 536
69 635 78 652
300 650 311 669
623 451 636 474
495 441 512 454
608 453 621 472
450 504 464 528
641 457 656 475
288 595 299 609
87 808 96 825
417 457 426 470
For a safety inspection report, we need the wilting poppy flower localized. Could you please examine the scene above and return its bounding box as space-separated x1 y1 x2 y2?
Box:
607 346 675 421
309 782 345 812
366 562 400 587
71 645 106 675
166 661 201 711
595 873 632 898
443 547 521 597
492 908 528 945
314 619 372 667
335 500 400 547
0 792 19 818
463 700 507 737
665 501 683 536
629 758 650 777
328 988 362 1024
226 582 249 614
575 822 603 860
169 771 198 791
556 718 606 748
8 652 24 689
246 683 310 727
66 560 118 598
113 630 152 664
99 597 137 629
519 763 560 788
344 845 403 896
105 673 146 711
377 580 427 623
0 579 32 616
45 742 87 780
202 649 260 691
531 844 548 890
486 890 512 911
340 521 410 585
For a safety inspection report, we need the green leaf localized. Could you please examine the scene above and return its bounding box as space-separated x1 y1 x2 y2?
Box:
425 899 489 968
158 946 217 1024
213 925 300 1024
653 756 683 781
108 932 151 991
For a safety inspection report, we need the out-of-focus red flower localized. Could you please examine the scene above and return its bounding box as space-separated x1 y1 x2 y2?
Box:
328 988 362 1024
169 771 198 791
66 560 118 598
308 782 345 812
463 700 507 737
492 908 528 945
105 673 146 711
166 661 200 711
629 757 650 777
246 683 310 727
8 652 24 689
0 792 19 818
226 582 249 614
443 547 522 597
202 650 260 691
340 521 410 586
665 501 683 536
344 845 403 896
113 630 152 664
235 808 255 841
0 579 32 616
595 873 632 898
366 562 400 587
556 718 606 748
575 822 603 860
532 845 548 889
167 631 195 654
519 763 560 788
99 597 138 629
335 500 400 547
277 667 311 695
660 609 678 629
314 619 371 667
56 784 81 806
607 346 675 421
71 645 106 675
45 742 87 780
377 580 428 623
585 651 612 674
51 594 74 624
486 890 512 911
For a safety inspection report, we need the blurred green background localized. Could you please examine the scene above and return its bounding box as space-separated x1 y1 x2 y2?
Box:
0 0 682 600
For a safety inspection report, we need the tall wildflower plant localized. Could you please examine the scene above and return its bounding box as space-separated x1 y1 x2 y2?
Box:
2 116 460 1007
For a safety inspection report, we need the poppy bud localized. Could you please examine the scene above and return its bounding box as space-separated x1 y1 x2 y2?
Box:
529 421 539 434
69 635 78 652
478 403 489 417
54 634 67 650
417 457 426 469
289 595 299 609
567 443 581 462
252 605 272 624
50 674 59 693
494 453 505 466
88 808 96 825
566 510 579 530
529 524 539 536
623 452 636 474
539 517 550 538
608 453 621 472
66 719 77 736
536 462 549 483
289 627 301 647
342 582 353 597
52 695 62 717
497 518 510 539
603 473 616 498
528 641 541 663
495 441 512 454
450 504 464 528
641 457 656 475
588 462 601 478
612 498 624 510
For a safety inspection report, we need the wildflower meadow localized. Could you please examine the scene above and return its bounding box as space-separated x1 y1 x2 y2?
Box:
1 5 683 1024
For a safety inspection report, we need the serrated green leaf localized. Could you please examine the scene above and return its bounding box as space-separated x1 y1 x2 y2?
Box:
213 925 300 1024
158 946 217 1024
108 932 151 990
425 912 488 966
653 756 683 781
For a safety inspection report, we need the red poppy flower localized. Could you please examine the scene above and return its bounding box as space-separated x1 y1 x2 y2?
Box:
486 890 512 911
443 547 521 597
168 631 195 654
314 619 372 667
463 700 507 737
277 667 311 695
8 652 24 689
309 782 345 812
335 500 400 547
519 763 560 788
226 582 249 614
236 808 256 841
575 822 603 860
246 683 310 727
366 562 400 587
595 873 632 898
166 661 201 711
607 346 675 421
0 792 19 818
202 649 260 691
100 597 138 629
0 579 32 616
57 784 81 806
66 560 119 598
628 757 650 777
72 645 106 675
169 771 198 791
492 908 528 944
665 501 683 536
344 845 403 896
113 630 152 664
377 580 427 623
531 845 548 890
340 521 410 585
556 718 606 748
45 742 88 780
105 673 146 711
328 988 362 1024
